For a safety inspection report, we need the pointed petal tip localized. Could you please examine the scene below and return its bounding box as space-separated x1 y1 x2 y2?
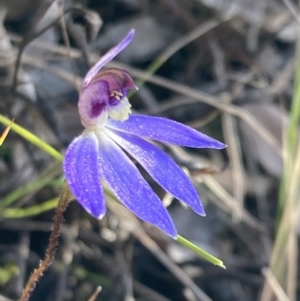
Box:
83 29 136 86
128 28 135 37
170 231 178 239
122 28 135 46
205 139 227 150
85 206 106 220
192 204 206 216
149 223 177 238
97 212 106 220
149 218 178 238
163 224 177 238
214 142 227 149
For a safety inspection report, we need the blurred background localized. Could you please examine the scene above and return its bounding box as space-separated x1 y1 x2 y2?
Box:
0 0 299 300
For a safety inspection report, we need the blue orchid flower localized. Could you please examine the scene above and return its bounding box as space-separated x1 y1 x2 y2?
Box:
64 29 226 238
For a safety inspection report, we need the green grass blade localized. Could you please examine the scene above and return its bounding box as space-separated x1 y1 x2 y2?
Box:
0 115 63 162
1 197 59 218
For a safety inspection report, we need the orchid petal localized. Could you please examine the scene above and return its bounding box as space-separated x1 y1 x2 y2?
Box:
107 130 205 215
107 115 226 149
78 81 110 128
92 68 137 92
96 132 177 238
64 133 106 219
83 29 135 87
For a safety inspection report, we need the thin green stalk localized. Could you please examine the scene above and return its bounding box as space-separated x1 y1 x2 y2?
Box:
0 115 63 162
1 198 59 218
0 174 63 209
177 235 226 269
263 20 300 301
287 37 300 152
277 10 300 222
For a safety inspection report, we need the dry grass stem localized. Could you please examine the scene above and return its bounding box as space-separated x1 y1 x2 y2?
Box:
200 175 265 232
222 113 245 221
261 141 300 301
262 268 290 301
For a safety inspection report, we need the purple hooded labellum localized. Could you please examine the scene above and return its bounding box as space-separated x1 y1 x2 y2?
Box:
64 29 226 238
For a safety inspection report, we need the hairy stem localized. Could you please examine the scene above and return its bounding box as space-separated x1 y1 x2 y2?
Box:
18 181 72 301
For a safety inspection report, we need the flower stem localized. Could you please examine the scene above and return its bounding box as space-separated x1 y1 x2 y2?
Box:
177 235 226 269
18 181 72 301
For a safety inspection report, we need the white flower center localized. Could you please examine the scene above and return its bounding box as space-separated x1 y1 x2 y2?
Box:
108 92 132 122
